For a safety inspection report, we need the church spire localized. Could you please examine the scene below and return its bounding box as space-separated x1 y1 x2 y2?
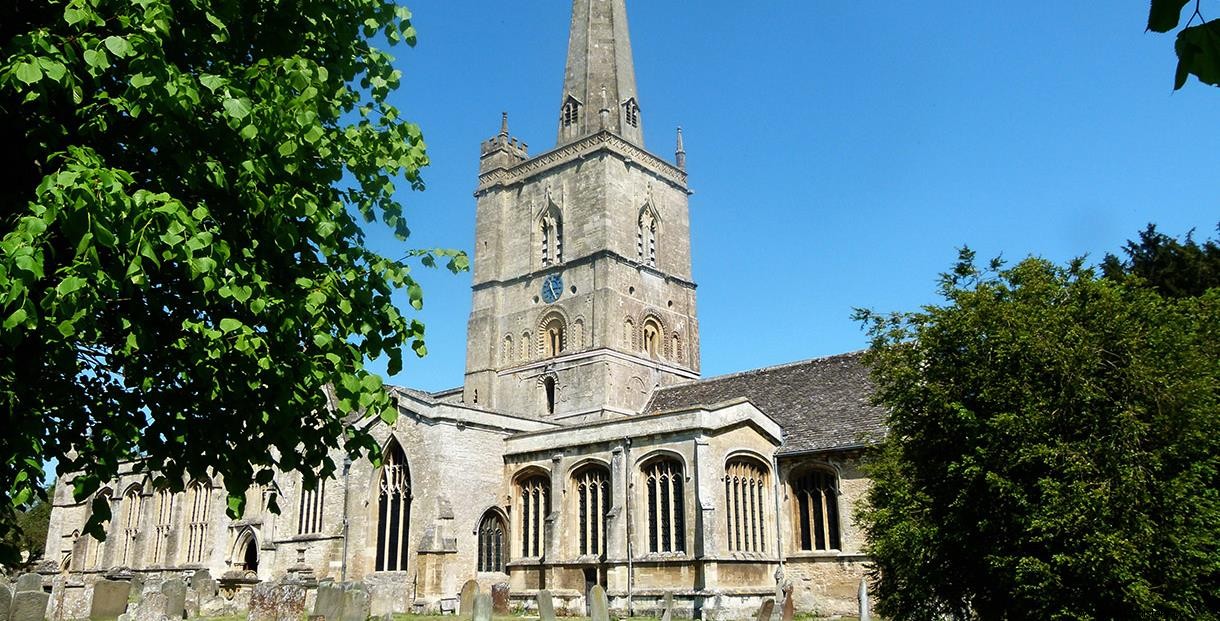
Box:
557 0 643 147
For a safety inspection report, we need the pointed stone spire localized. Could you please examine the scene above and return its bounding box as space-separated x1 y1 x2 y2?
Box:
499 111 509 137
674 126 686 170
557 0 643 147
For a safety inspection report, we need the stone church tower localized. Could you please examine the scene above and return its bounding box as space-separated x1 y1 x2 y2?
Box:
463 0 699 421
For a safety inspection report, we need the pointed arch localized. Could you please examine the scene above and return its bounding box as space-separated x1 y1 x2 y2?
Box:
476 509 508 573
561 95 581 128
639 455 686 553
791 466 841 552
183 481 212 564
514 469 551 558
88 488 114 569
637 202 659 267
231 527 259 573
571 463 611 558
375 439 412 571
724 456 770 554
538 202 564 266
622 97 641 128
148 487 174 565
119 484 143 567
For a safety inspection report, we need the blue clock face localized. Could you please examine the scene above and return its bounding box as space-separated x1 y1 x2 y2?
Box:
541 274 563 304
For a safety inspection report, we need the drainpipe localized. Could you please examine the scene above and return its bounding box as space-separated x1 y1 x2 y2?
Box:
771 452 784 577
623 438 633 616
340 455 352 582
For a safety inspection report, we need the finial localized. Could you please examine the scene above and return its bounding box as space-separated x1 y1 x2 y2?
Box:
499 112 509 137
675 126 687 170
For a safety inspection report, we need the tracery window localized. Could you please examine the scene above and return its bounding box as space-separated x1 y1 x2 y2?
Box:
90 490 113 568
477 511 506 573
518 474 550 558
725 458 768 553
793 469 841 551
643 458 685 553
642 317 662 359
574 466 610 557
120 487 142 567
297 478 325 535
184 482 211 564
637 207 657 267
150 489 173 565
540 207 563 266
376 441 412 571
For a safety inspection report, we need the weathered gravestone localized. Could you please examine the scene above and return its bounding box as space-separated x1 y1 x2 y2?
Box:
1 583 14 621
160 578 186 620
340 585 369 621
129 575 145 599
588 585 609 621
458 580 478 618
779 583 794 621
188 572 217 599
248 582 306 621
15 574 42 593
11 590 51 621
858 578 870 621
90 579 132 620
755 598 775 621
536 589 554 621
312 582 343 621
660 591 673 621
472 594 491 621
132 592 168 621
490 583 510 616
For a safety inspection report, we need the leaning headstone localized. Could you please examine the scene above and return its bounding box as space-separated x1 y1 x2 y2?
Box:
160 579 186 620
779 583 794 621
858 578 870 621
188 572 217 599
536 590 554 621
249 582 306 621
755 598 774 621
11 590 51 621
660 592 673 621
471 594 492 621
312 582 343 621
339 586 369 621
1 584 14 621
458 580 479 618
588 585 609 621
132 592 168 621
90 579 132 620
15 574 42 594
490 583 510 616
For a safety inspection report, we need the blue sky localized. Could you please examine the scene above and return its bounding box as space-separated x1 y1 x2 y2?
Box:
364 1 1219 392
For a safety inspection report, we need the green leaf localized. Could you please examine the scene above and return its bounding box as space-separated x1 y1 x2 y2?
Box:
240 125 258 140
63 7 88 26
131 73 156 88
199 74 225 93
56 276 87 296
15 61 42 85
220 318 242 333
278 141 298 157
83 48 109 72
3 308 28 329
1148 0 1191 33
222 98 252 120
103 36 132 57
38 58 67 82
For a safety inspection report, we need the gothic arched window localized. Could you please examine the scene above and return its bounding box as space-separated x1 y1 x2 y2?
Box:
574 465 610 557
90 489 113 569
793 468 841 551
517 474 550 558
149 489 173 565
477 511 507 573
298 477 325 535
376 441 412 571
120 486 142 567
641 317 663 359
637 206 657 267
540 206 563 266
643 458 686 553
725 458 769 553
184 482 210 564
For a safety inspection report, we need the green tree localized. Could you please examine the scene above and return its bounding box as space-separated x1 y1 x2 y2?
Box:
0 1 465 562
1147 0 1220 89
855 249 1220 620
1101 223 1220 297
1 481 54 569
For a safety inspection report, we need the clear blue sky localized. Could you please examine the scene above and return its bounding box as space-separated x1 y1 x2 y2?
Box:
364 1 1219 392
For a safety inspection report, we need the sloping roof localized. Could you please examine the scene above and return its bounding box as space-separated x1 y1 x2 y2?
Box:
644 351 887 454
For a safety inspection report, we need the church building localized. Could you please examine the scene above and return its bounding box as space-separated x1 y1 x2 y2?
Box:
43 1 886 618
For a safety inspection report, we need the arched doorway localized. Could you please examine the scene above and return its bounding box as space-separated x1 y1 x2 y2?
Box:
243 537 258 572
233 528 259 574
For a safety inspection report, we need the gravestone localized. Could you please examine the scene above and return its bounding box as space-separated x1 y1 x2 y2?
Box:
471 594 491 621
188 572 217 599
660 592 673 621
755 598 774 621
160 578 186 619
90 579 132 620
339 586 369 621
588 585 608 621
15 574 42 593
536 589 554 621
129 575 145 599
779 583 794 621
490 583 510 615
1 583 14 621
458 580 478 618
858 578 870 621
249 582 306 621
312 583 343 621
11 590 50 621
132 592 168 621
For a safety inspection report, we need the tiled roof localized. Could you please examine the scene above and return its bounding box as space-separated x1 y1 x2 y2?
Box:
644 351 887 454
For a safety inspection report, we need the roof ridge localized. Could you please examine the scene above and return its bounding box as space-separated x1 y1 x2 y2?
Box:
662 349 868 389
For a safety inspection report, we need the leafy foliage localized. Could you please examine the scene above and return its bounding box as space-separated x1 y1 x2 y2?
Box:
1101 223 1220 297
855 247 1220 620
0 482 53 569
1147 0 1220 89
0 0 466 562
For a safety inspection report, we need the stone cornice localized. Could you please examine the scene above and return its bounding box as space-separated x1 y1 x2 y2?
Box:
471 249 697 291
476 130 689 195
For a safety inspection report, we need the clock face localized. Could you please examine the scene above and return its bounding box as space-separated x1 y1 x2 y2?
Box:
541 274 563 304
